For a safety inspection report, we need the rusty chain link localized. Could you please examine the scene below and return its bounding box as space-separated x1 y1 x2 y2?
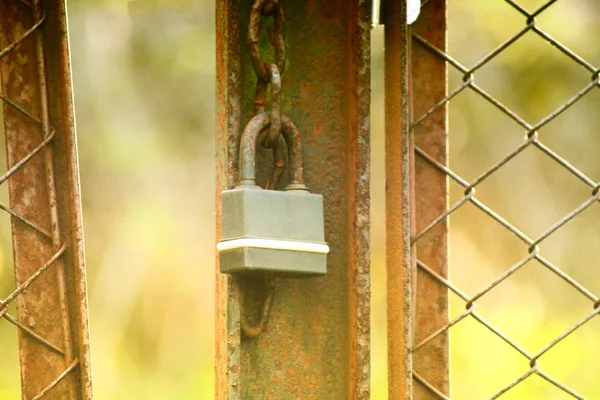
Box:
239 0 289 338
248 0 286 149
248 0 286 81
410 0 600 398
266 63 282 151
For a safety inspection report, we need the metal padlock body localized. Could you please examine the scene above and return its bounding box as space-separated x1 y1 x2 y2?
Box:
218 112 328 276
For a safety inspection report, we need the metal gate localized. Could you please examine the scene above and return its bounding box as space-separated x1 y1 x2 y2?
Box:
0 1 92 399
1 0 599 399
217 0 600 399
386 0 600 398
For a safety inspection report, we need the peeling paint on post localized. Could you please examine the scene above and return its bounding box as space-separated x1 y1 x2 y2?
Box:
215 1 372 398
0 1 93 399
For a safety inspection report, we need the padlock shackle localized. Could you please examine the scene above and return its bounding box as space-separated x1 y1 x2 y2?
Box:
239 112 307 191
258 130 285 190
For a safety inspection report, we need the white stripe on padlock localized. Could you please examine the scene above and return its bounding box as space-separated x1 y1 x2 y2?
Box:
217 238 330 254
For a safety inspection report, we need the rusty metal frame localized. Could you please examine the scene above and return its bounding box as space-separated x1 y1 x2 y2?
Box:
215 0 372 398
0 1 92 399
383 1 449 398
382 0 413 398
409 1 450 398
384 0 600 398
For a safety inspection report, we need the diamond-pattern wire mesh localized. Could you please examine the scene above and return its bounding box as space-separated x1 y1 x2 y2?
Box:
0 1 79 398
411 0 600 398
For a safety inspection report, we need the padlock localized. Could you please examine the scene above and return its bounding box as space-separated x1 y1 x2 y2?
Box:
218 112 328 276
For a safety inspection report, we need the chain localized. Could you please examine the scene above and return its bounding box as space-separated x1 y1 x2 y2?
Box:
240 0 287 338
248 0 285 149
248 0 285 81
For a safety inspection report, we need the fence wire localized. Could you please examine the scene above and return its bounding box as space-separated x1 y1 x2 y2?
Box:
0 1 81 398
411 1 599 398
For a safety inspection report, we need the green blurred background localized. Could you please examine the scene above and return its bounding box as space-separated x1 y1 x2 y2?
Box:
1 0 600 398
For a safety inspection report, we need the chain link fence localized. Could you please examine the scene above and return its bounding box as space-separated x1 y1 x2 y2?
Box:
0 1 91 398
411 0 600 398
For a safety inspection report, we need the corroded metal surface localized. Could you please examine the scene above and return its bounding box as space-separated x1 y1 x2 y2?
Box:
410 2 450 398
0 1 92 398
215 1 242 398
382 0 413 399
215 0 371 398
382 1 449 397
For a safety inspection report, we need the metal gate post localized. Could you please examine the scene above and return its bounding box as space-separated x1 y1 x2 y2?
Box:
0 1 93 399
383 0 449 399
215 1 372 398
382 1 413 398
411 2 450 397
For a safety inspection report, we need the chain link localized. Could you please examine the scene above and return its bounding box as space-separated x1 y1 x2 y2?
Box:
248 0 285 81
248 0 286 149
239 0 290 338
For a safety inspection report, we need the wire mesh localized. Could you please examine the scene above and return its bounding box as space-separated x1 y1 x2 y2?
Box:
0 1 84 398
411 0 600 398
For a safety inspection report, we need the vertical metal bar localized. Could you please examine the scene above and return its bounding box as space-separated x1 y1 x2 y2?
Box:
0 1 93 398
411 1 450 398
382 0 413 399
33 5 76 400
215 0 242 399
215 1 372 398
350 3 372 399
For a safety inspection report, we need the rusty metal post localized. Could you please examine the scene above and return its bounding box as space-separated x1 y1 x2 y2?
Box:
411 1 449 398
383 0 449 399
215 0 372 398
382 0 413 399
0 1 93 399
